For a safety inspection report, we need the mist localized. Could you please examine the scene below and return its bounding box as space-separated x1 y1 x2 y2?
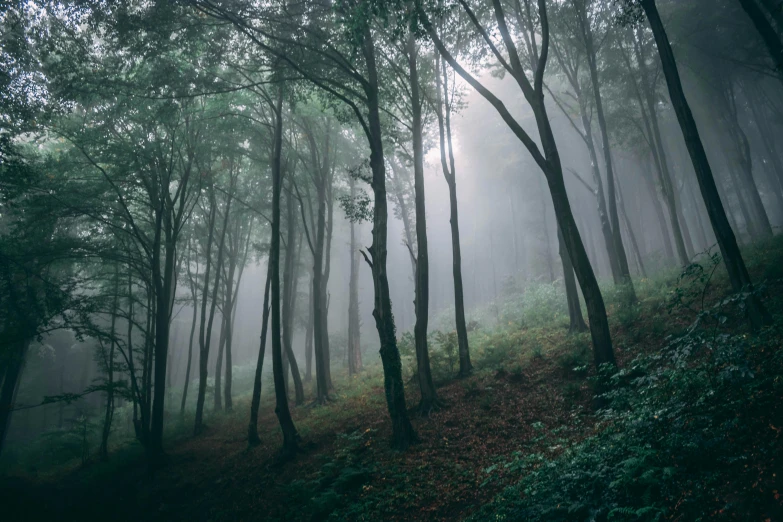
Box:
2 0 783 519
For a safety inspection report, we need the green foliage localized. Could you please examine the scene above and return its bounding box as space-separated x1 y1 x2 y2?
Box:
469 263 783 522
286 429 375 521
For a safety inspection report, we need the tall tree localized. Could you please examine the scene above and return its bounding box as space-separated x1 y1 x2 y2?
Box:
635 0 772 329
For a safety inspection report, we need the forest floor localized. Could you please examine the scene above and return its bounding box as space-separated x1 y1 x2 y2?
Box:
3 239 783 521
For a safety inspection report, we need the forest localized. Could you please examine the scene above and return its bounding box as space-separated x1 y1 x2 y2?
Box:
1 0 783 519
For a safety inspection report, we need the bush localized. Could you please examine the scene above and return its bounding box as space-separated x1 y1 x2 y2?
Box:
469 268 783 522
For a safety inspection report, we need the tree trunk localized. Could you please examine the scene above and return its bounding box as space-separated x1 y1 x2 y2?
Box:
321 162 335 390
214 313 227 411
737 0 783 78
304 280 314 382
347 177 363 376
270 86 298 458
282 183 305 405
248 264 273 446
435 56 472 376
558 226 588 332
577 98 621 279
633 30 691 266
641 0 772 329
363 27 416 450
730 88 773 237
0 339 29 459
407 35 438 415
580 7 635 300
100 264 120 461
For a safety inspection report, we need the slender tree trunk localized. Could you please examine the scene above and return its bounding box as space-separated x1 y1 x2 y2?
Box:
730 93 773 237
100 264 120 461
363 27 416 450
435 55 472 376
633 31 691 266
0 339 29 459
559 226 588 332
282 183 305 405
580 8 635 300
304 280 314 382
531 87 616 368
194 188 219 435
248 265 273 446
737 0 783 78
407 35 438 415
270 85 298 457
642 0 772 329
214 313 227 411
322 165 335 391
348 177 363 376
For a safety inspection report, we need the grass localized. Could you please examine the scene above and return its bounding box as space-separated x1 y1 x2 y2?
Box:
2 237 783 521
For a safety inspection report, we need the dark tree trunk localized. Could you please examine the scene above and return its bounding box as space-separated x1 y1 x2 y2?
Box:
195 174 234 436
181 239 198 415
435 54 472 377
304 280 314 382
248 264 273 446
641 0 772 329
270 86 298 457
225 220 253 412
0 339 29 459
633 31 691 266
282 183 305 405
558 227 588 333
214 313 227 411
407 35 438 415
737 0 783 78
347 177 363 376
100 264 120 461
579 6 635 300
363 26 416 450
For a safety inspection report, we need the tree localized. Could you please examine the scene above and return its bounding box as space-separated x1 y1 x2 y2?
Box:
434 52 473 375
420 0 616 368
633 0 772 329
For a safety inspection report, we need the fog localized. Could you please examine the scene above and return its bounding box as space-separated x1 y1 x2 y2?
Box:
1 0 782 479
